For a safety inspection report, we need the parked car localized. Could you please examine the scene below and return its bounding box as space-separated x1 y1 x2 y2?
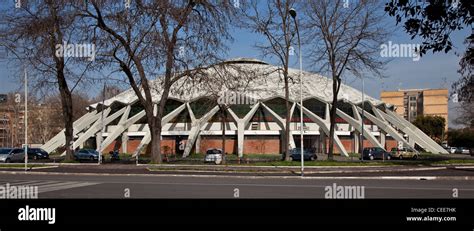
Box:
27 148 49 160
362 147 391 160
0 148 26 163
448 147 457 154
74 149 99 161
204 148 223 164
455 147 470 155
289 148 317 161
390 147 418 160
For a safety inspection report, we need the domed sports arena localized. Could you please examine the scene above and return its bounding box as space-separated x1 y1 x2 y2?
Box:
41 58 448 157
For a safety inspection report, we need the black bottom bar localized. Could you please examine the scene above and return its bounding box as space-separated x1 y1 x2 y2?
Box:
0 199 472 229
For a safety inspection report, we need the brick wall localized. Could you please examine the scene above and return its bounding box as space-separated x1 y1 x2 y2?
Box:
103 139 178 156
106 135 403 155
243 136 280 154
199 137 237 154
385 139 398 151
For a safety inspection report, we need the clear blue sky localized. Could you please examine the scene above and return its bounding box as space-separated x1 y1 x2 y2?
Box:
0 3 470 128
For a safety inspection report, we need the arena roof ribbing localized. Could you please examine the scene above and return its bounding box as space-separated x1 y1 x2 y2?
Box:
89 58 385 109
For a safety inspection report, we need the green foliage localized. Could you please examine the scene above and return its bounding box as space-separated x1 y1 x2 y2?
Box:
385 0 473 103
412 115 446 142
385 0 472 56
447 128 474 148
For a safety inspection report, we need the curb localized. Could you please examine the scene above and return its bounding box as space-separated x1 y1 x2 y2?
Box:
0 166 58 170
0 163 99 166
137 164 403 169
1 170 474 181
2 162 474 168
146 166 448 174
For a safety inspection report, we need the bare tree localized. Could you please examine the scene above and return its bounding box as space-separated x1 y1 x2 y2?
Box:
79 0 235 163
0 0 92 160
303 0 389 159
240 0 298 161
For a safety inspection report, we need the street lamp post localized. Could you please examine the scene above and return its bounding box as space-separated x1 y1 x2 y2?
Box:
289 8 304 177
24 68 28 172
360 76 365 162
98 83 107 164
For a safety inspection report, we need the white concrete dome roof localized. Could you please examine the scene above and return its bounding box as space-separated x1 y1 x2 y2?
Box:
89 58 384 109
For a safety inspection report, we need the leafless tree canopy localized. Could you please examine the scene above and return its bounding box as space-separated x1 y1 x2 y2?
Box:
303 0 389 79
77 0 236 163
0 0 95 97
0 0 96 160
239 0 298 161
302 0 390 159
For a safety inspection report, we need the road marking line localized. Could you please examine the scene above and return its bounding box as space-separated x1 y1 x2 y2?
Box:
37 182 82 190
0 179 100 194
29 181 65 187
39 182 99 193
0 180 41 186
1 180 60 187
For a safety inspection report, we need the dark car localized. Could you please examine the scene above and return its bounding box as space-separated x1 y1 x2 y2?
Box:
362 147 391 160
289 148 317 161
74 149 99 161
455 147 470 155
27 148 49 160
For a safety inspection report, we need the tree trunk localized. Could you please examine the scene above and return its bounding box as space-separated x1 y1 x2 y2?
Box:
47 1 74 161
54 40 73 162
284 71 291 161
221 106 226 165
59 84 74 161
150 117 163 164
328 78 341 160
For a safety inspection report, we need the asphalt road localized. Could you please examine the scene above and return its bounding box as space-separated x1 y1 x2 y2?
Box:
1 172 473 199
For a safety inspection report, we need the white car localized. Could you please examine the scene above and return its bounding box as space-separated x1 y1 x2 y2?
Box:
449 147 457 154
204 148 223 165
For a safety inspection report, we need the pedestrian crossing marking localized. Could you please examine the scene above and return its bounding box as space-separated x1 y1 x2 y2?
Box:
0 180 100 195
